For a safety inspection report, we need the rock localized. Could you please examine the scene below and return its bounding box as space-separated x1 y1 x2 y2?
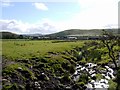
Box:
77 70 81 73
18 85 25 90
76 65 82 70
108 68 114 74
17 67 23 71
72 83 81 90
105 66 109 69
38 73 50 81
30 66 33 69
91 74 96 77
2 79 8 82
65 86 71 89
113 70 117 75
91 80 95 83
81 67 85 70
85 63 97 68
108 63 116 69
104 74 110 80
99 79 108 84
35 81 40 87
94 82 103 88
91 76 96 80
100 69 106 74
17 59 30 63
85 83 93 89
89 69 96 75
85 68 88 72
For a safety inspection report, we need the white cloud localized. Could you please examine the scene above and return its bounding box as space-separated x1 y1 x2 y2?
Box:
56 0 119 30
33 3 48 11
0 19 58 34
53 0 118 30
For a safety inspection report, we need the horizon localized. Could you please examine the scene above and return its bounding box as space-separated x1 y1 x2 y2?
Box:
1 28 119 35
0 0 119 34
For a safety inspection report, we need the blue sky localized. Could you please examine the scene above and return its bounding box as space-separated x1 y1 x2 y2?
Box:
0 0 119 34
2 2 81 23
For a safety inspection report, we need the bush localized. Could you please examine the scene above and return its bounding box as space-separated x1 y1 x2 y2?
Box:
3 83 19 90
78 73 88 84
108 80 117 90
61 73 71 83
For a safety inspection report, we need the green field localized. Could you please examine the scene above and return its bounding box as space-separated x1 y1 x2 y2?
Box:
2 40 85 60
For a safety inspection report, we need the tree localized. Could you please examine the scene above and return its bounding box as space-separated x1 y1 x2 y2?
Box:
18 35 23 39
101 30 120 90
101 30 119 70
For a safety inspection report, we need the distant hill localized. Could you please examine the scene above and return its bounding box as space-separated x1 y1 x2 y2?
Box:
46 29 118 37
0 32 43 39
0 29 119 39
22 33 42 37
0 32 18 39
0 32 23 39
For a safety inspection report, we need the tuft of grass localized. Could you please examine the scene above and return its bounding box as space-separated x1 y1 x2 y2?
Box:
3 63 35 80
108 80 117 90
96 73 103 80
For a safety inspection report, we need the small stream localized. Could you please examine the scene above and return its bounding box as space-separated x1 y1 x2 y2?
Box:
72 63 115 89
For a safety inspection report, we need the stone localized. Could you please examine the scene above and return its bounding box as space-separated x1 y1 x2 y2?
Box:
17 67 23 71
65 86 71 89
38 73 50 81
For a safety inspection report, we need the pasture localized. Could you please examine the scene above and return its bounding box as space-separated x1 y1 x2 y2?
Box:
2 40 85 60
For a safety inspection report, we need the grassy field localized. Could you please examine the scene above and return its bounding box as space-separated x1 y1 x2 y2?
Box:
2 40 85 60
2 39 120 89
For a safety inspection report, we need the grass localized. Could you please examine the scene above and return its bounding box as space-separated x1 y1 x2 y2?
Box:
3 62 35 79
108 80 117 90
2 39 120 90
2 39 120 64
2 40 85 60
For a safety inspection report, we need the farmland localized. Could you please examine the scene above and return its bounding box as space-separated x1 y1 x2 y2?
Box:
2 39 120 90
2 40 85 59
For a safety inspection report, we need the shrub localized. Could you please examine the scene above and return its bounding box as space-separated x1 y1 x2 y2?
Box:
108 80 117 90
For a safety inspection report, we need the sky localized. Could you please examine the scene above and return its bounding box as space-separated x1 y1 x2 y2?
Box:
0 0 119 34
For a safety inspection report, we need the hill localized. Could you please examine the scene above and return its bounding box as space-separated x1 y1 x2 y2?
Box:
0 32 22 39
0 29 119 39
46 29 118 37
22 33 42 37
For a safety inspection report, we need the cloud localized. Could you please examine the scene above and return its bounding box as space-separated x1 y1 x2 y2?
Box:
33 3 48 11
0 20 29 33
73 0 117 29
0 19 58 34
57 0 118 29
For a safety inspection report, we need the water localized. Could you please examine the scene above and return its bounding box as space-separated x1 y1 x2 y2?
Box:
72 63 115 89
